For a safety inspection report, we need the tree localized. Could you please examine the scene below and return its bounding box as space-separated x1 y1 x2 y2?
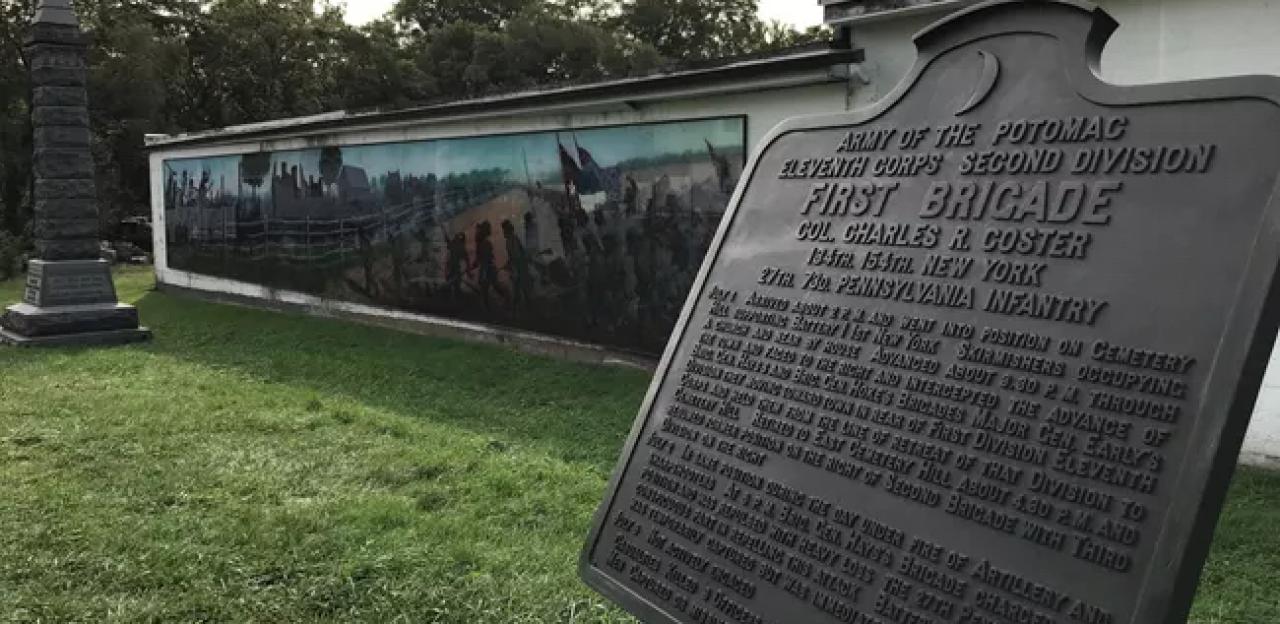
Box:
504 9 663 85
389 0 670 100
180 0 351 128
758 22 833 53
0 0 822 242
391 0 537 34
334 19 431 110
319 146 343 186
612 0 766 61
90 18 188 236
0 0 34 235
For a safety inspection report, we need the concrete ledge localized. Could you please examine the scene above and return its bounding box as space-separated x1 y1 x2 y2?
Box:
156 281 658 372
1240 451 1280 471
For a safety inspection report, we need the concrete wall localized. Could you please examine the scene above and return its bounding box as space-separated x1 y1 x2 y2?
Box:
843 0 1280 466
1099 0 1280 85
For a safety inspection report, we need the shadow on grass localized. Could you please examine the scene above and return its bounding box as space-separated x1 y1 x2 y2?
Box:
120 290 652 471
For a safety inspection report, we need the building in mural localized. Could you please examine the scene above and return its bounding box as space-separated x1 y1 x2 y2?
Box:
163 117 746 354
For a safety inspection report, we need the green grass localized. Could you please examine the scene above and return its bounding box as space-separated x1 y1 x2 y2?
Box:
0 267 645 623
0 267 1276 622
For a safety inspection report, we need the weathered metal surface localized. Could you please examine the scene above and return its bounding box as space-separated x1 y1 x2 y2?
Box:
581 2 1280 623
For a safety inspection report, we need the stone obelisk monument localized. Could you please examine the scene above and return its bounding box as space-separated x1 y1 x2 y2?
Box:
0 0 150 346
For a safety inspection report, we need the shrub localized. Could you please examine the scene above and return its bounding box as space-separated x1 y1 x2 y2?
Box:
0 232 27 280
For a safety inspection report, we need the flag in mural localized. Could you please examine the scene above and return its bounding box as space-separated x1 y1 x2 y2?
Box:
558 140 582 197
574 137 608 196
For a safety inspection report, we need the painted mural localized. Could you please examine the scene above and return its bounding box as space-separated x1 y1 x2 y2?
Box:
163 117 746 354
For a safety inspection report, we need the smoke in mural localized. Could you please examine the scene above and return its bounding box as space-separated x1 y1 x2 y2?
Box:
163 117 746 354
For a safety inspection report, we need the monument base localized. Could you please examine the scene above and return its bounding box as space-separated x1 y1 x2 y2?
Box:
3 302 143 334
0 325 151 347
0 258 151 347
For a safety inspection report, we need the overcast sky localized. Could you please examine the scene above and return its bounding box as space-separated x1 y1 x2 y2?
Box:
341 1 823 29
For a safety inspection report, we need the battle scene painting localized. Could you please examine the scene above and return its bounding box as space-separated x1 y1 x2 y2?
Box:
163 117 746 354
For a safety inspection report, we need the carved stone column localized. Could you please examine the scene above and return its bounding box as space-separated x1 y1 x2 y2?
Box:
0 0 150 346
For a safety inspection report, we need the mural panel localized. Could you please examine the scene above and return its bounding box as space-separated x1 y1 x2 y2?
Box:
163 117 746 354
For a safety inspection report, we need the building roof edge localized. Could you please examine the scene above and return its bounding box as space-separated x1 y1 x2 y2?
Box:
146 46 864 150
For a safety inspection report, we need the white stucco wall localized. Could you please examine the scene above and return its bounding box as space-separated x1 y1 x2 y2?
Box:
845 0 1280 467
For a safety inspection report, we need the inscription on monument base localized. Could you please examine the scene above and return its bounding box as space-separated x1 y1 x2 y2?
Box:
581 3 1280 624
23 263 44 304
22 259 117 308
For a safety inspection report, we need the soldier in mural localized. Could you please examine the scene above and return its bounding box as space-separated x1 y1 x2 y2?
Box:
445 231 468 302
557 212 580 267
522 211 542 258
623 176 639 216
706 138 735 194
502 219 533 312
472 220 505 311
163 117 745 354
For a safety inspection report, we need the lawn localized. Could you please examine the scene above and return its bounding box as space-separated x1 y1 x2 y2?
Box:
0 267 1276 623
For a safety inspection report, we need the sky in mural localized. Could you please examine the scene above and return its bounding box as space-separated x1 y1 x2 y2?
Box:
176 118 746 195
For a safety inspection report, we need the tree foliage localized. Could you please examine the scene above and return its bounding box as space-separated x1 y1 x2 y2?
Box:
0 0 34 235
615 0 764 61
0 0 828 241
391 0 537 34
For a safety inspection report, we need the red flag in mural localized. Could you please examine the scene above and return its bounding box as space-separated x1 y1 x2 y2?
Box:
557 139 584 212
558 142 581 194
575 142 606 196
